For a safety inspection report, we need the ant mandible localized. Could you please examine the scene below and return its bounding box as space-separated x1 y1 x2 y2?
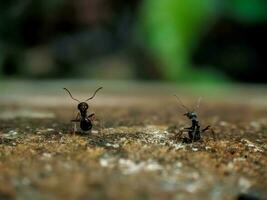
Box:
63 87 103 133
174 95 210 142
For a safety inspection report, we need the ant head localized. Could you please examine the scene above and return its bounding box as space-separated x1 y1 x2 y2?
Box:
78 102 89 112
184 111 197 119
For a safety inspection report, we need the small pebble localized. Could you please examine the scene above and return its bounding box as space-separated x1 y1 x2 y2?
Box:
91 130 99 134
192 148 198 152
42 153 52 159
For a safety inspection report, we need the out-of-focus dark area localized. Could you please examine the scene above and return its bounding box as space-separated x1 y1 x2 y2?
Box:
0 0 266 83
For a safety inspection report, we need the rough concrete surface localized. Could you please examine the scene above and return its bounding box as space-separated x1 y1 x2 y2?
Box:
0 81 267 200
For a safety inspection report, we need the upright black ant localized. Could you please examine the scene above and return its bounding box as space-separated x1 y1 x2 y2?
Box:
174 95 211 142
63 87 103 133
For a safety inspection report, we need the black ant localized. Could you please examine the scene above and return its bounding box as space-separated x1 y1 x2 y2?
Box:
174 95 211 142
63 87 103 133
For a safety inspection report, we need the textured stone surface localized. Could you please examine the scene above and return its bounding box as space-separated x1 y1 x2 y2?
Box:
0 81 266 200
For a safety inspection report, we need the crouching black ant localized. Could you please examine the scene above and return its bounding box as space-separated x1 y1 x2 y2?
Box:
63 87 103 133
174 95 211 143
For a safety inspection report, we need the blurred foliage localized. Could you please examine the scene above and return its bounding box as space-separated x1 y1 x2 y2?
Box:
0 0 65 44
0 0 266 82
139 0 225 82
0 0 66 77
139 0 267 82
226 0 267 23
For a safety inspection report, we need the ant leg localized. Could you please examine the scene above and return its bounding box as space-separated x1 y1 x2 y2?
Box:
201 125 215 141
71 113 81 123
72 122 77 135
194 129 201 141
175 129 186 140
71 113 80 135
192 131 198 143
89 113 99 132
88 113 96 121
197 132 201 141
88 113 96 131
190 130 201 143
88 113 104 136
185 126 195 141
176 128 194 143
188 130 194 141
202 125 211 132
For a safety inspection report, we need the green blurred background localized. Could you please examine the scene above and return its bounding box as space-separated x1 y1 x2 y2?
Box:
0 0 266 83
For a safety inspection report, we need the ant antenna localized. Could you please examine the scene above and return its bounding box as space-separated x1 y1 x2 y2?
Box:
174 94 189 112
194 97 202 112
85 87 103 101
63 88 80 102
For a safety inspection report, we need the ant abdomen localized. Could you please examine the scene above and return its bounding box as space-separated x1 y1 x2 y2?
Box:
80 119 92 131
